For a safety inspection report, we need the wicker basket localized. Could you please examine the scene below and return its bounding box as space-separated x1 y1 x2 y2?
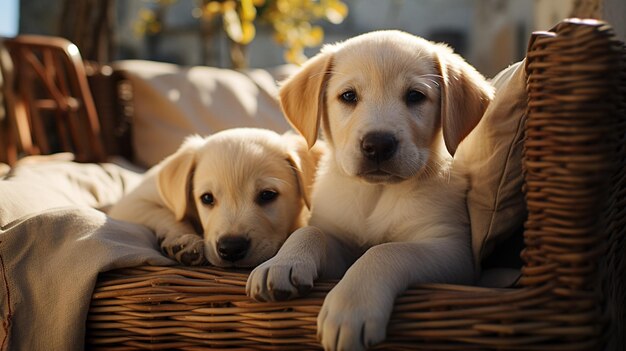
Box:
86 19 626 350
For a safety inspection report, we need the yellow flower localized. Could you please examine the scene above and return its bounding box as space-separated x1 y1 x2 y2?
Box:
134 0 349 65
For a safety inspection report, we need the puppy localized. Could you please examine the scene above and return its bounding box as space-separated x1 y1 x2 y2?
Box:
246 30 494 350
108 128 324 267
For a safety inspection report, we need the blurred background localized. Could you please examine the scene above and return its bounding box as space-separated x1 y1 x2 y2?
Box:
1 0 623 77
0 0 624 166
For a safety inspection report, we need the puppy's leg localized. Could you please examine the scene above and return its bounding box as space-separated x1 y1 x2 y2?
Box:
139 206 206 265
318 238 473 351
246 226 356 301
158 230 205 266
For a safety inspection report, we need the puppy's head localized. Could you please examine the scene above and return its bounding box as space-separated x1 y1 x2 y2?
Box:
280 30 493 184
157 128 318 267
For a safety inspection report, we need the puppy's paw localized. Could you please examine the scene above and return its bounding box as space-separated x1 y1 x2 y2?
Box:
161 234 206 265
317 283 391 351
246 255 317 302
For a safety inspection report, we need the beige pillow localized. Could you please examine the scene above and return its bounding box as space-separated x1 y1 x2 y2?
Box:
112 60 294 167
0 160 143 226
454 61 527 271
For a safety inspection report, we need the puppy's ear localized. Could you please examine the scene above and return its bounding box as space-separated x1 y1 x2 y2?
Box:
283 133 327 209
435 45 494 156
157 135 204 221
279 51 334 149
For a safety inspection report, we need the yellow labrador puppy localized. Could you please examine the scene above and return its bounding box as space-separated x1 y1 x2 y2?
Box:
246 31 494 350
109 128 323 267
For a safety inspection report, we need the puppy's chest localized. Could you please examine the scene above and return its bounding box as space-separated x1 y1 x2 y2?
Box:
310 179 461 247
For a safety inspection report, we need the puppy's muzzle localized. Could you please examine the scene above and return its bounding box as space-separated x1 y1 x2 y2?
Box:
217 235 250 262
361 132 398 163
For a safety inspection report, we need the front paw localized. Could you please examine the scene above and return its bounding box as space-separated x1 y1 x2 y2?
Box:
317 283 391 351
246 255 317 302
161 233 206 265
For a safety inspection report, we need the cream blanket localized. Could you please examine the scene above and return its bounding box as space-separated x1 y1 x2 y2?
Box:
0 160 174 350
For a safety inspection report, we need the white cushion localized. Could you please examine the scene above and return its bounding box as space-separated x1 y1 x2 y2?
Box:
454 61 527 271
112 60 294 167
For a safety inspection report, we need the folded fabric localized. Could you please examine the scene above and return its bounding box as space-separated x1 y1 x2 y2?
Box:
2 160 144 213
0 161 174 351
0 207 174 350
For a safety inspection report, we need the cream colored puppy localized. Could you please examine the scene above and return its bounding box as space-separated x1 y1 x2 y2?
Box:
109 128 323 267
246 31 494 350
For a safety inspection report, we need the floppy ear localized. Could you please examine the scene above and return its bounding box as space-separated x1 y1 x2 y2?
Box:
279 51 334 149
435 45 494 156
156 135 204 221
283 132 327 209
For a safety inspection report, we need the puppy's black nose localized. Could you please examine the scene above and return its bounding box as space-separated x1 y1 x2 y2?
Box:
361 132 398 162
217 236 250 262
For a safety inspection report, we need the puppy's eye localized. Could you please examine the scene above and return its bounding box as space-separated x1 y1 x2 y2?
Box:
200 193 215 206
257 190 278 205
406 90 426 105
339 90 358 104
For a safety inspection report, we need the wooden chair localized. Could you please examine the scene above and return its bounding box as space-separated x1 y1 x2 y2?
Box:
86 19 625 351
0 35 106 165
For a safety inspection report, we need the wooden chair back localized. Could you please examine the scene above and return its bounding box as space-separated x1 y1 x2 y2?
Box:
0 35 106 165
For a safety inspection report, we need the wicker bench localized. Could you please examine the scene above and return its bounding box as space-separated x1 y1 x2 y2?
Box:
2 19 623 350
82 19 626 350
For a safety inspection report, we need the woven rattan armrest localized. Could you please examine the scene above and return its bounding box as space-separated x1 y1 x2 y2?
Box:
87 19 626 350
